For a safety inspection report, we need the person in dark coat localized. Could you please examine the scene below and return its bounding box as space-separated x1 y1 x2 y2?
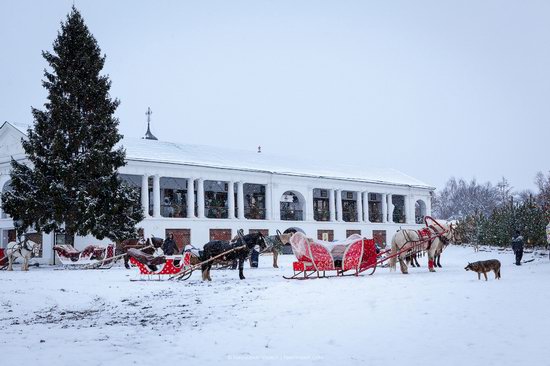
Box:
249 245 260 268
511 230 524 266
162 233 178 256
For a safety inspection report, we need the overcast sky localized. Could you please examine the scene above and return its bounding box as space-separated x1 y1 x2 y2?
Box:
1 0 549 191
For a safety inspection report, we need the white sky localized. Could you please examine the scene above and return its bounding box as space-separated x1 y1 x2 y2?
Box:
1 0 549 191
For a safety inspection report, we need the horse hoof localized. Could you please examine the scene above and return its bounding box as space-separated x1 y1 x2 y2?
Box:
273 265 279 268
429 269 436 272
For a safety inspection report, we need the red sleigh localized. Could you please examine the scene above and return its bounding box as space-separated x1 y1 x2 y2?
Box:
130 251 197 281
53 243 115 268
284 232 377 279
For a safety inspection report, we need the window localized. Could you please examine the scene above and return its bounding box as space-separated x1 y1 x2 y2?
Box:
313 189 330 221
368 193 383 223
205 181 229 219
244 184 266 220
280 191 304 221
160 177 189 218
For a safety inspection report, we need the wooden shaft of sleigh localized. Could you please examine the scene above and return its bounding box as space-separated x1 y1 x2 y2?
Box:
84 244 155 269
169 244 247 281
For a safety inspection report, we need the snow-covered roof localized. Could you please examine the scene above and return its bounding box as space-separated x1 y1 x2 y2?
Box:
1 121 433 189
122 138 434 189
2 121 30 135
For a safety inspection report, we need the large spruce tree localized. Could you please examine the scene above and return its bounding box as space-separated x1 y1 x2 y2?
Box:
1 7 143 242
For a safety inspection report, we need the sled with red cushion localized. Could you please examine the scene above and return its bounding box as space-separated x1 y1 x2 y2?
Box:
130 251 198 281
53 243 115 268
284 232 377 279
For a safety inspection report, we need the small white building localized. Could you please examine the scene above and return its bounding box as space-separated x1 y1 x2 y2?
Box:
0 121 434 264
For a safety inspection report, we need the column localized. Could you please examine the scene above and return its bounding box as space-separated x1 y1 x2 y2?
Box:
381 193 387 223
187 178 195 218
336 190 343 222
363 192 370 223
426 195 432 217
153 174 161 218
408 196 416 224
141 175 149 217
329 189 336 222
237 181 245 219
43 232 55 265
265 184 272 220
197 179 205 218
307 188 315 221
0 192 3 218
228 181 235 219
356 191 363 222
387 193 394 223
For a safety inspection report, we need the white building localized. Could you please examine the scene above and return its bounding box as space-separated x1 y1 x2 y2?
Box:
0 121 434 264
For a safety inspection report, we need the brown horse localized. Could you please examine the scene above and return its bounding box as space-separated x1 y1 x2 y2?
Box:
232 231 292 268
264 233 293 268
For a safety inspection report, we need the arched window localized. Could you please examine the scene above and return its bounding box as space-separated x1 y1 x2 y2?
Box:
415 200 427 224
280 191 305 221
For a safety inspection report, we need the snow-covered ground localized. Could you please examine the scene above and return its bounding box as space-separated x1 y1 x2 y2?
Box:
1 246 549 366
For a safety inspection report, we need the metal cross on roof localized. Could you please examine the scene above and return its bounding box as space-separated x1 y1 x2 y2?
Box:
144 107 158 140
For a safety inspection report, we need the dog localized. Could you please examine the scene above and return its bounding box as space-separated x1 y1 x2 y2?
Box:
464 260 501 281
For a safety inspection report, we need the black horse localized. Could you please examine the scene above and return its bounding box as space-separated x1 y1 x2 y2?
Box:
201 232 266 281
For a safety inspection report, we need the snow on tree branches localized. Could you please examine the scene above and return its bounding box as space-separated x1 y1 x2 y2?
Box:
1 6 144 242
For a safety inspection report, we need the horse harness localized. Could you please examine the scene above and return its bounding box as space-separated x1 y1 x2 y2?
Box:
402 226 447 252
11 239 35 256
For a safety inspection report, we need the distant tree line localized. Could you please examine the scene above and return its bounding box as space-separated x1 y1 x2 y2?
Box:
433 173 550 247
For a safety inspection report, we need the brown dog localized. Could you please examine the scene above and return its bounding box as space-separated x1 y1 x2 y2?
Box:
465 260 501 281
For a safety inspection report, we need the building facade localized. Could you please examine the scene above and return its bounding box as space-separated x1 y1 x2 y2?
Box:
0 122 434 264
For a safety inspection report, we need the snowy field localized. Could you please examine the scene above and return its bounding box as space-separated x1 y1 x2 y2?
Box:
1 245 549 366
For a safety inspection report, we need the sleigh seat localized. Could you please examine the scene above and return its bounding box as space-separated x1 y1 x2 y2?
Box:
287 232 377 279
53 243 114 265
129 249 197 280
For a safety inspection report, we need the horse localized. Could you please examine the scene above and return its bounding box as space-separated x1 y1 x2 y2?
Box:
432 233 451 268
405 250 422 268
389 222 456 274
263 232 293 268
6 238 40 271
201 232 267 281
229 231 292 269
120 236 164 269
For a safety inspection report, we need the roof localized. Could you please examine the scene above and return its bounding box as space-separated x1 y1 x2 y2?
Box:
1 121 30 136
1 121 434 189
121 138 434 189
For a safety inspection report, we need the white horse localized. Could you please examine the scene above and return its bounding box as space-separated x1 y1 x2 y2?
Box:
6 239 40 271
389 222 455 274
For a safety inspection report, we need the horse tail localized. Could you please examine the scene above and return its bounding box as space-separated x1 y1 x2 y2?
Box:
389 238 398 272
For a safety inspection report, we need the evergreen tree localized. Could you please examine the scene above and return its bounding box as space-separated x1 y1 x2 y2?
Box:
516 197 547 246
535 171 550 222
1 7 143 242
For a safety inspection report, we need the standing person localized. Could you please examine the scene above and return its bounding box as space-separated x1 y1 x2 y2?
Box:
162 233 178 256
249 245 260 268
511 230 524 266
